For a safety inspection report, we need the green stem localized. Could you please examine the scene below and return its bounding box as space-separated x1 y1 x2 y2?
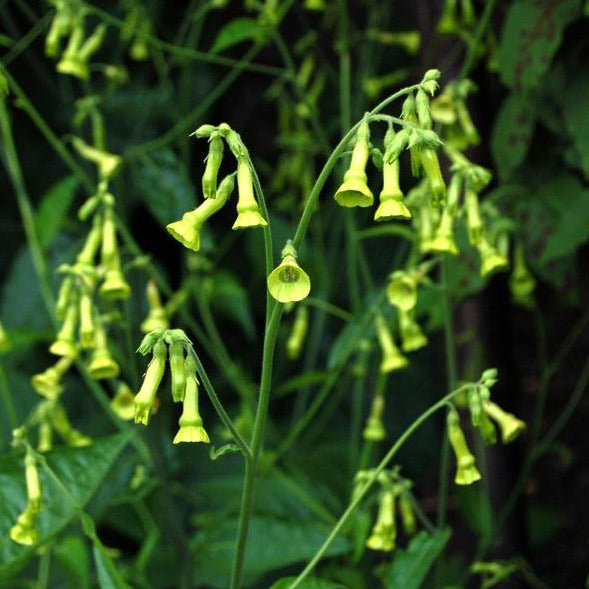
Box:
0 98 56 325
289 385 467 588
230 302 284 589
304 298 352 322
190 348 252 461
0 359 18 434
436 258 457 530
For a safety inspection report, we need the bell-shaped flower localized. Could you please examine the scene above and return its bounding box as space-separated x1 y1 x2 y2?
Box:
49 297 79 358
71 136 121 180
87 320 120 380
477 236 509 278
78 288 96 349
420 147 446 207
386 270 418 311
202 134 224 199
465 189 483 245
509 243 535 308
76 214 103 267
31 356 74 400
134 338 167 425
173 356 210 444
50 403 92 447
375 314 408 373
334 120 374 207
286 305 308 360
99 206 131 300
110 382 136 421
397 484 416 536
10 503 39 546
140 279 169 333
56 23 106 81
366 489 396 551
483 400 526 444
447 408 481 485
267 241 311 303
398 309 428 352
428 205 458 255
169 340 187 403
232 158 268 229
362 393 386 442
374 128 411 221
167 174 234 251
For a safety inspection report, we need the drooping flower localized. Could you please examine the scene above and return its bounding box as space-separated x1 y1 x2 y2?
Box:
267 241 311 303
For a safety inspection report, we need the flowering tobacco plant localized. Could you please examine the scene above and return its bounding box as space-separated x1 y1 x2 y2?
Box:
0 1 587 588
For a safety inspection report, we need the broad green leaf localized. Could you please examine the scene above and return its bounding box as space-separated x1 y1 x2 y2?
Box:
211 18 263 53
456 485 493 539
191 515 349 588
498 0 581 90
53 535 91 589
0 433 130 577
93 543 132 589
35 175 78 250
135 149 195 226
270 577 346 589
491 93 536 180
386 529 451 589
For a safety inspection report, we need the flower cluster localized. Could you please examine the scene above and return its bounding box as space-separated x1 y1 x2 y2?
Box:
134 328 210 444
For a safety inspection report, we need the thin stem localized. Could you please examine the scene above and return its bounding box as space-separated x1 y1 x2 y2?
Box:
230 302 284 589
288 385 467 588
304 297 352 322
0 98 56 325
37 543 51 589
190 347 252 461
0 359 18 434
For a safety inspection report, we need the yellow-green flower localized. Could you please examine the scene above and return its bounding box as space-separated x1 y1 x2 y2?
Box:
140 280 169 333
428 206 458 255
477 236 509 278
375 314 408 374
398 309 428 352
386 270 418 311
286 305 308 360
483 401 526 444
362 393 386 442
31 356 74 400
110 382 136 421
173 361 209 444
134 339 167 425
49 298 79 358
366 489 396 551
232 158 268 229
10 504 39 546
447 408 481 485
334 120 374 207
267 241 311 303
87 320 120 380
167 174 234 251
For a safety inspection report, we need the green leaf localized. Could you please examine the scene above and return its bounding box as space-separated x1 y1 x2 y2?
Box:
456 484 493 539
498 0 581 91
0 433 130 577
211 18 263 53
53 535 91 589
93 543 132 589
385 529 451 589
491 93 536 180
135 149 195 225
270 577 346 589
35 175 78 250
191 515 349 588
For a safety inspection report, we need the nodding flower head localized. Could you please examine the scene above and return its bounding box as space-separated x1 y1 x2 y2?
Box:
31 356 74 400
267 241 311 303
363 393 386 442
398 309 428 352
447 408 481 486
134 339 167 425
232 158 268 230
49 297 79 359
386 270 418 311
87 320 120 380
366 489 396 552
483 400 526 444
477 236 509 278
375 314 408 374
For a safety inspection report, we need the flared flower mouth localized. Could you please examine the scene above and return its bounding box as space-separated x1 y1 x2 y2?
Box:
268 261 311 303
374 196 411 221
334 170 374 207
166 212 201 252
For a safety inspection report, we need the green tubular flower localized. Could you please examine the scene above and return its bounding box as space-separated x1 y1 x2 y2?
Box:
71 138 122 180
509 243 536 308
87 320 120 380
477 236 509 278
50 403 92 447
169 340 187 403
76 214 103 267
362 393 386 442
173 359 210 444
465 189 483 245
55 275 75 321
374 128 411 221
38 420 53 453
334 119 374 207
420 147 446 207
31 356 74 400
10 503 39 546
202 134 224 199
366 489 396 551
398 309 428 352
49 296 79 358
134 338 167 425
428 206 458 255
232 158 267 229
375 314 408 374
286 305 308 360
417 204 435 254
447 408 481 486
398 485 416 536
78 289 95 349
386 270 418 311
110 381 136 421
140 279 169 333
167 174 234 251
56 24 87 79
24 450 42 512
99 206 131 300
45 10 72 58
267 241 311 303
482 401 526 444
